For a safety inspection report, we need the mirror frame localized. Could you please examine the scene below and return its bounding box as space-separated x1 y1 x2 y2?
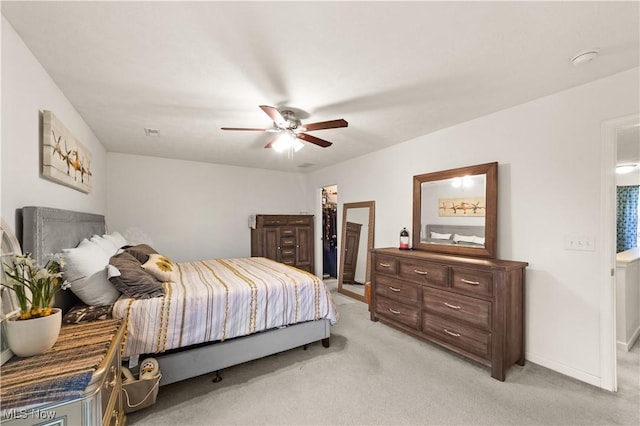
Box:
412 162 498 258
338 201 375 302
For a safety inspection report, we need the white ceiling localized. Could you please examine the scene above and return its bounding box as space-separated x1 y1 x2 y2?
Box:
2 1 639 173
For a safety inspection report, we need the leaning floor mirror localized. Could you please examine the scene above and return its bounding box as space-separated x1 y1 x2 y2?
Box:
338 201 375 302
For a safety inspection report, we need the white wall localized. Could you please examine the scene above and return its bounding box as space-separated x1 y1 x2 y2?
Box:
1 17 108 234
306 67 640 386
107 153 309 262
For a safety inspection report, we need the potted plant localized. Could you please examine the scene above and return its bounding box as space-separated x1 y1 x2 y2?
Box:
1 253 69 357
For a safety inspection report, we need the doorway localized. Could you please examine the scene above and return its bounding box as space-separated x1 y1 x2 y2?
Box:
614 122 640 392
601 114 640 392
321 185 338 279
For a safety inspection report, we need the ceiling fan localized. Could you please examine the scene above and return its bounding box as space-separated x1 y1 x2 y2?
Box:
221 105 348 150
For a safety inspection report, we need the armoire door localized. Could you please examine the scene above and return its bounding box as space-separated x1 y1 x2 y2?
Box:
262 227 281 262
295 226 313 270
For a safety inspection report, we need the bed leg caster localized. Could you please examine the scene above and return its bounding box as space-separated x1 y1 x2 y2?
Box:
212 370 223 383
303 344 308 350
322 338 330 348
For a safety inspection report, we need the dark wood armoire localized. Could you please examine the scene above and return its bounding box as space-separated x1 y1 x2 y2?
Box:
250 214 314 273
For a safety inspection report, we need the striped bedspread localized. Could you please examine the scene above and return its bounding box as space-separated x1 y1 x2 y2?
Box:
113 257 338 358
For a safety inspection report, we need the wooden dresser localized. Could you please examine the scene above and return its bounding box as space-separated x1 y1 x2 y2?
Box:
250 214 314 273
370 248 527 381
1 319 126 425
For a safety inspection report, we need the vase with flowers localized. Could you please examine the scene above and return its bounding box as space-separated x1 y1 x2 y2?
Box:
1 252 69 357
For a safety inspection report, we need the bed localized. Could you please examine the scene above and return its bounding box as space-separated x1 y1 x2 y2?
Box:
20 206 337 386
423 224 485 247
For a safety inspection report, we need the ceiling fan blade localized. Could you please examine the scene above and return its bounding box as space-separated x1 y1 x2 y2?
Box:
297 133 333 148
264 134 280 149
221 127 270 131
302 119 348 131
259 105 286 127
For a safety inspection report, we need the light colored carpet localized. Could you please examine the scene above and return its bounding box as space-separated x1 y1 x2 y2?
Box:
128 282 640 425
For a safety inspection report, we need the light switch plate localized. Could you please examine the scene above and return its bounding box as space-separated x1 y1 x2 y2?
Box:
564 235 596 251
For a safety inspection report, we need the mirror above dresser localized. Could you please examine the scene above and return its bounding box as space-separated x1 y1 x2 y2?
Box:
412 162 497 258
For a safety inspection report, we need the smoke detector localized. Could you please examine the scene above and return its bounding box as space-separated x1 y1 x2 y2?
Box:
571 49 600 66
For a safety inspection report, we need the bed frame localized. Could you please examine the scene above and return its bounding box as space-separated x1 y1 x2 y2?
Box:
20 206 331 386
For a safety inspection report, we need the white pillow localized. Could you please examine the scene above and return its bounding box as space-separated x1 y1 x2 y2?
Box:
90 234 118 257
62 239 120 305
453 234 484 245
430 231 452 240
102 232 128 249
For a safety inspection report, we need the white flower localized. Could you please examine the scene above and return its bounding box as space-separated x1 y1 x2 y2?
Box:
34 269 51 280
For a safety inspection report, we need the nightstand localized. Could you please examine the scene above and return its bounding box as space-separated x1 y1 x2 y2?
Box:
1 319 126 425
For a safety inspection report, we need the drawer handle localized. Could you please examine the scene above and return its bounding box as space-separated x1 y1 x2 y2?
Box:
379 262 391 268
414 269 429 275
460 278 480 286
104 366 117 390
444 328 461 337
389 308 401 315
388 286 401 292
444 302 461 310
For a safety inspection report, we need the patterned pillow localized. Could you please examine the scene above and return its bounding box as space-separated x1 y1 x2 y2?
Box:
63 303 113 324
142 253 178 282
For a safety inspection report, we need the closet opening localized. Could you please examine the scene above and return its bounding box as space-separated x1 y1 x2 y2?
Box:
321 185 338 280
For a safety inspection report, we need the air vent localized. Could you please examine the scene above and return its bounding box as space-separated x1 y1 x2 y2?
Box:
297 163 315 169
144 128 160 137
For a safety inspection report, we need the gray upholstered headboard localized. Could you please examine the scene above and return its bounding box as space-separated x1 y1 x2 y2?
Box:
20 206 106 312
424 224 485 246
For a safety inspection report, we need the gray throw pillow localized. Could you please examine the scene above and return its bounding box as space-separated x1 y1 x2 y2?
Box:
123 244 158 264
108 251 165 299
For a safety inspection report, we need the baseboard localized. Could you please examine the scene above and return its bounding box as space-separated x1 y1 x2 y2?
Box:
616 324 640 351
525 352 601 388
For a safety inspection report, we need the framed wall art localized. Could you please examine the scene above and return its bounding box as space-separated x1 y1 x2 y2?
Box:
438 197 485 217
42 110 92 193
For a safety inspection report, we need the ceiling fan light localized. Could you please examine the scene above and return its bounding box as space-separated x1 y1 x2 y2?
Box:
272 136 288 153
272 131 301 153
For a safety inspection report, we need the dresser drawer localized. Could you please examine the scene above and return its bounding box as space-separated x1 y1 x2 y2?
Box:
262 216 287 226
375 255 398 275
375 275 419 306
99 352 121 416
287 216 311 226
451 267 492 298
423 286 491 330
422 313 491 359
103 373 123 426
399 259 449 287
280 236 296 247
281 228 295 237
376 296 420 330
